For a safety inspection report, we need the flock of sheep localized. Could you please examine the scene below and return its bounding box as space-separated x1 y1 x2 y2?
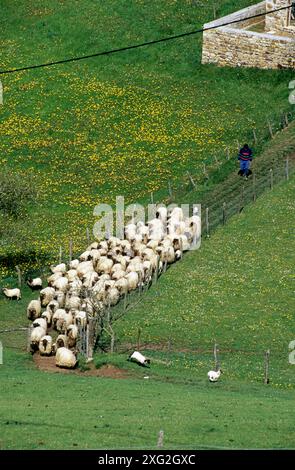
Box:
5 206 201 369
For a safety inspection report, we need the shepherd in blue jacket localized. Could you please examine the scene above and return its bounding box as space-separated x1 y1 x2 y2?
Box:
238 144 253 178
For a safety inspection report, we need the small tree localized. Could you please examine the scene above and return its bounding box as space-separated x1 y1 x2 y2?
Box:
0 169 37 218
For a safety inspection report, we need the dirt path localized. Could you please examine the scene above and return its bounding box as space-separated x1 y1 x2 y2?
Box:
33 353 131 379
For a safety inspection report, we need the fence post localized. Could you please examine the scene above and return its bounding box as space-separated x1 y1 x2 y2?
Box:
239 184 245 213
205 207 209 238
59 246 62 264
284 113 289 127
222 202 226 225
226 147 230 160
157 430 164 448
123 292 128 310
187 171 196 189
252 129 258 145
154 256 160 283
27 325 33 353
286 157 289 181
15 266 22 288
150 192 154 204
267 120 274 139
270 168 273 190
86 227 90 245
203 163 209 179
214 342 220 371
264 349 270 384
137 327 142 351
252 172 256 202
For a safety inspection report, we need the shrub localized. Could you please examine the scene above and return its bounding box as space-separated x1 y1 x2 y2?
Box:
0 169 37 218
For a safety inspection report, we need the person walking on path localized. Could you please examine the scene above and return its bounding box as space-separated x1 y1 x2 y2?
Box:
238 144 253 178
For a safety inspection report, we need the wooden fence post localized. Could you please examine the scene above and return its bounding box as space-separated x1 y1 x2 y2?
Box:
252 129 258 145
154 256 160 283
15 266 22 288
205 207 209 238
264 349 270 384
268 120 274 139
157 430 164 448
27 325 33 353
214 342 220 371
187 171 196 189
270 168 273 190
226 147 230 160
150 192 154 204
137 327 142 351
240 184 245 213
86 227 90 245
59 246 62 264
286 157 289 181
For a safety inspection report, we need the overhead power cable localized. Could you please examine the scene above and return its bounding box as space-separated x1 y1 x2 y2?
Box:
0 5 292 75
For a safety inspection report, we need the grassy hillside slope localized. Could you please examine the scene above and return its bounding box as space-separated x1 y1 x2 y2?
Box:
0 0 293 270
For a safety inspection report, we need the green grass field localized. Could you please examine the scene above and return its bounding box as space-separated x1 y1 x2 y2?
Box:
0 0 294 274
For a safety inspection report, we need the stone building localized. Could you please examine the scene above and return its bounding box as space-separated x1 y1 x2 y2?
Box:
202 0 295 69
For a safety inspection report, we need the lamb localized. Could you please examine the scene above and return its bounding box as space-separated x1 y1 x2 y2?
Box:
27 299 42 321
32 317 47 331
55 347 77 369
39 335 53 356
208 369 222 382
39 287 55 307
2 288 21 301
56 334 69 349
30 326 46 352
27 277 43 291
128 351 150 367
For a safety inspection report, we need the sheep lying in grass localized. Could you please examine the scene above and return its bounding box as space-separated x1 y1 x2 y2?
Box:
3 288 21 301
55 347 77 369
208 369 222 382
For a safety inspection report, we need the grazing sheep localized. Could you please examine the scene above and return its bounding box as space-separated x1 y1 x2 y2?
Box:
53 291 66 308
32 317 47 331
79 250 92 261
56 334 69 349
3 288 21 301
47 271 63 286
74 311 87 328
27 299 42 321
95 256 114 275
39 287 55 307
128 351 150 367
55 347 77 369
114 278 129 295
208 369 222 382
76 261 94 278
30 326 46 352
39 335 53 356
27 277 43 291
65 293 81 311
125 271 139 291
46 300 59 314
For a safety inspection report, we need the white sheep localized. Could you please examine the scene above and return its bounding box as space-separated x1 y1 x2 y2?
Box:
39 335 53 356
208 370 222 382
41 310 53 327
125 271 139 291
55 347 77 369
53 291 66 308
30 326 46 352
27 277 43 291
53 276 69 293
69 259 79 269
39 287 55 307
67 324 78 348
128 351 150 367
3 288 21 301
50 263 66 274
56 334 69 349
27 299 42 320
74 311 87 328
95 256 114 275
32 317 47 331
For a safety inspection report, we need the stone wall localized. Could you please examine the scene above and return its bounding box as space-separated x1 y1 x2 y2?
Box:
265 0 292 32
201 0 295 70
